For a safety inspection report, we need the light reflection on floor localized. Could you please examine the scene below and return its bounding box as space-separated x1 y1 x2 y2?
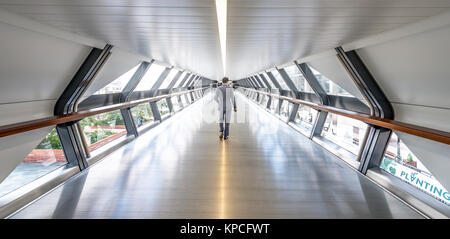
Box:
10 92 424 219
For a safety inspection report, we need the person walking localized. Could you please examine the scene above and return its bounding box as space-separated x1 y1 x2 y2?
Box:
214 77 237 140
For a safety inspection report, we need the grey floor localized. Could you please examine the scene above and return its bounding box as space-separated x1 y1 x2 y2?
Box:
10 92 423 218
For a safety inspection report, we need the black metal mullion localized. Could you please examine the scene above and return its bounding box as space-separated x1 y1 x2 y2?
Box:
258 73 272 90
54 44 113 170
176 72 191 89
335 47 394 174
120 61 153 137
148 67 172 121
166 70 183 90
265 71 282 89
295 61 330 138
165 70 183 114
277 68 301 122
252 75 264 88
248 77 257 88
184 74 197 88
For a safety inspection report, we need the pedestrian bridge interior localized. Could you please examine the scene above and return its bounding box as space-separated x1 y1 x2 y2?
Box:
0 0 449 219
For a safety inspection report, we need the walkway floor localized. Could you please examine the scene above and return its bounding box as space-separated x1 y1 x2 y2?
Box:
10 91 423 218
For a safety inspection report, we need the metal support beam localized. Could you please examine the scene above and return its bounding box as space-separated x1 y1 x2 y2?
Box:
184 75 198 88
295 62 329 105
288 104 299 122
244 79 251 88
54 44 113 170
359 127 392 174
166 70 183 90
120 61 153 137
277 68 300 122
167 98 175 113
265 71 282 89
266 96 272 109
147 67 172 122
55 45 113 115
335 47 393 119
166 71 183 114
310 111 328 139
121 61 153 102
248 77 258 88
258 73 272 90
150 67 172 96
56 122 88 170
277 68 300 98
150 102 161 121
335 47 394 174
189 76 201 88
120 108 139 137
177 73 192 88
252 75 265 88
262 75 272 108
295 61 330 138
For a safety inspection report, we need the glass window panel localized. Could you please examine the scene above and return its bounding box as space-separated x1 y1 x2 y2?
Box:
255 76 266 88
284 65 314 93
183 76 195 88
310 66 353 97
270 70 289 90
261 95 269 107
279 100 292 120
320 113 368 156
130 103 154 128
0 128 68 198
185 94 192 104
380 133 449 205
181 94 189 106
258 94 265 104
270 98 280 114
171 96 182 112
294 105 318 135
94 64 140 95
159 69 179 89
134 63 166 91
157 99 170 117
80 110 127 151
262 73 276 89
172 72 187 89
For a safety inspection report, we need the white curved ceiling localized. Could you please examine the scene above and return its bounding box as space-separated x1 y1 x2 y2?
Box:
1 0 450 81
0 0 223 80
227 0 450 80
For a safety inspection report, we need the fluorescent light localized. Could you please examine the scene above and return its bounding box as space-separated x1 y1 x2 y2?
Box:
215 0 227 76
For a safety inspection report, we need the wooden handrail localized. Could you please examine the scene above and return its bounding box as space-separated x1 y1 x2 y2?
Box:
244 88 450 145
0 88 208 138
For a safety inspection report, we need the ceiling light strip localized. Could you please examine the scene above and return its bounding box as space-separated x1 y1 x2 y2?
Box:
215 0 227 76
